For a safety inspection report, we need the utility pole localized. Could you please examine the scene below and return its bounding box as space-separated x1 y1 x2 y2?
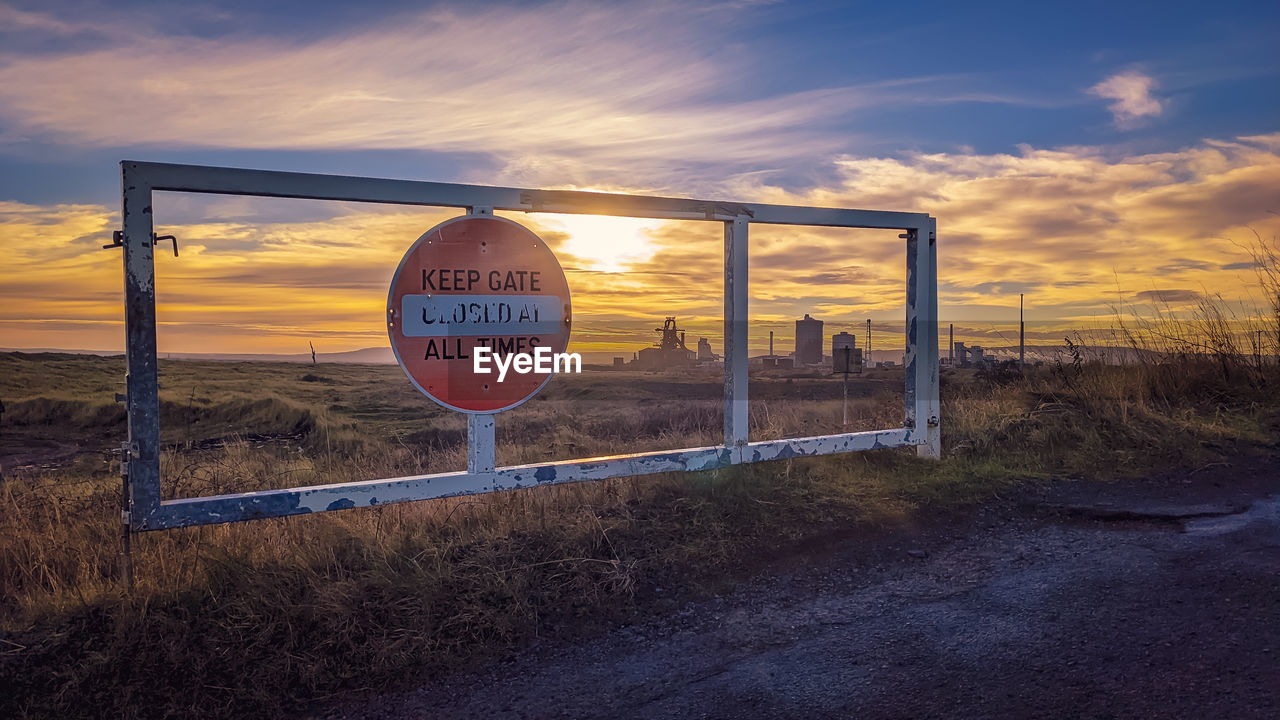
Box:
834 346 853 426
842 367 849 426
1019 294 1025 370
949 323 954 365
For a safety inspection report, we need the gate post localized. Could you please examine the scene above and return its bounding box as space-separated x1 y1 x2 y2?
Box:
905 218 941 458
121 162 162 528
723 216 749 450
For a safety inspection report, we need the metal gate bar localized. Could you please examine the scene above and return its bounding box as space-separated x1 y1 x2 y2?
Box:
147 428 914 530
117 161 939 532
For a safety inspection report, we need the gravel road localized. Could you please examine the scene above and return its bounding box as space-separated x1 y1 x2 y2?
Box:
317 458 1280 719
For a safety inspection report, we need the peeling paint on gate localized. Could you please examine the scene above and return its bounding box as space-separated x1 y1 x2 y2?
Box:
115 161 939 532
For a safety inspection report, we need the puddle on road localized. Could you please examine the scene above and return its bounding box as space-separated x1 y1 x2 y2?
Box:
1183 495 1280 536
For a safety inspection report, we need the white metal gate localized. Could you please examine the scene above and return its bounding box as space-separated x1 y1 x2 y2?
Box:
113 161 939 531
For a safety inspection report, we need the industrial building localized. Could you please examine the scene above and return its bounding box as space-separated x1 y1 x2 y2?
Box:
755 356 795 369
635 317 696 369
831 331 862 374
625 317 724 371
697 337 718 362
952 341 989 368
795 314 823 365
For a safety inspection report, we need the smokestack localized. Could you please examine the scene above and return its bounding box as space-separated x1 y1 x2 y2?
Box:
769 330 774 357
866 319 872 366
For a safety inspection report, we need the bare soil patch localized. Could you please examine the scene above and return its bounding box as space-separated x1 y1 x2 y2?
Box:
317 455 1280 720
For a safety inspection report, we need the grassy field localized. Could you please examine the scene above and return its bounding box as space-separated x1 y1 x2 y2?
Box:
0 353 905 473
1 346 1278 718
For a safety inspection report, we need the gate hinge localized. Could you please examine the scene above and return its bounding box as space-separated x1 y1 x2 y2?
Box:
927 416 939 428
120 440 134 478
104 231 179 257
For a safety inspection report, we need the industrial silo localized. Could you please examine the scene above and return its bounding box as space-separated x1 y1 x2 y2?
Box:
795 314 823 365
832 332 862 374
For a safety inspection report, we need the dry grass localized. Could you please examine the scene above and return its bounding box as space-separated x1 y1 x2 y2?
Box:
2 300 1279 718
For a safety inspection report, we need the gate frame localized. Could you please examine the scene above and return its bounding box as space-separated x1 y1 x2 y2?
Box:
117 160 938 531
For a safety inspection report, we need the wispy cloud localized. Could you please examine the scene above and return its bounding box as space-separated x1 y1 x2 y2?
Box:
1089 71 1165 129
0 2 1081 193
0 3 84 34
1133 289 1200 304
0 3 862 186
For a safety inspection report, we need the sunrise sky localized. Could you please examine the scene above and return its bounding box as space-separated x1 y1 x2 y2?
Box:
2 0 1278 360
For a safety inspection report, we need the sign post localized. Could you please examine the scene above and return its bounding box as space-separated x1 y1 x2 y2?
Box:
388 213 571 472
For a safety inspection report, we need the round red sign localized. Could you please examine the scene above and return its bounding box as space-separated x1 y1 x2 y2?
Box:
387 215 572 413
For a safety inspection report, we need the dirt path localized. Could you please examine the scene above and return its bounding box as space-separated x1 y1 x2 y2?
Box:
317 459 1280 720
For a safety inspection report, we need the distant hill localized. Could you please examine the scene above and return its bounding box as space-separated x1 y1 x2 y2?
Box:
2 343 1171 367
2 346 399 364
948 344 1170 365
1 347 124 357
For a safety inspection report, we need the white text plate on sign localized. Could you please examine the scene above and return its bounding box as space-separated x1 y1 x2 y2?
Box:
401 294 563 337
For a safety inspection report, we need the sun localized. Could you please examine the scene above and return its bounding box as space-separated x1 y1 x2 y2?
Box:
535 213 666 273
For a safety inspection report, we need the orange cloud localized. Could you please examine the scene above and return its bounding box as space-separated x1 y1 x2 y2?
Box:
2 135 1278 358
726 134 1280 325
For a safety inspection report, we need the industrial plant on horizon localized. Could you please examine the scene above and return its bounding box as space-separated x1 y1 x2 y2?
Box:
616 313 901 374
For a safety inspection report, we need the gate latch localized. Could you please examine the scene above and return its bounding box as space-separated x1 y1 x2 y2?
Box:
104 231 179 257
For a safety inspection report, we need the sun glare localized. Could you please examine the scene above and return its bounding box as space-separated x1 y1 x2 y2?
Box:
538 213 666 273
